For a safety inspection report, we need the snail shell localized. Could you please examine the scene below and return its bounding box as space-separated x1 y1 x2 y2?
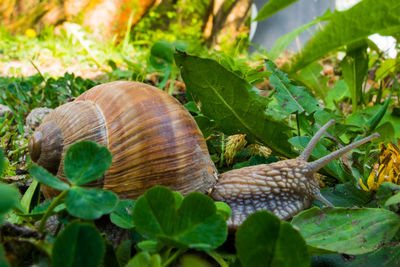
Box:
29 81 218 199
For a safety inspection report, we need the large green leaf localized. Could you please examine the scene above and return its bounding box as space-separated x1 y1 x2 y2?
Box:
292 207 400 255
266 60 321 116
64 140 112 186
290 0 400 72
132 186 227 250
65 187 118 220
52 222 104 267
254 0 298 21
236 211 310 267
175 52 294 157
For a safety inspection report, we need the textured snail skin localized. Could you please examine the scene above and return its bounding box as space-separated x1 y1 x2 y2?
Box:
30 81 218 199
211 121 380 229
211 159 318 229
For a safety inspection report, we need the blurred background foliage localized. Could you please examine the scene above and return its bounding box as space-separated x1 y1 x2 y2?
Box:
0 0 251 49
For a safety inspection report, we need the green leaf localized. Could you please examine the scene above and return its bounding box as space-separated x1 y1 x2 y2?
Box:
137 240 164 253
116 240 132 267
132 186 227 250
312 244 400 266
0 183 20 223
150 40 174 65
375 58 398 81
236 211 310 267
0 149 4 176
175 51 294 158
20 180 39 213
341 40 369 112
0 245 10 267
194 115 215 139
64 140 112 186
52 222 104 267
215 201 231 221
365 90 391 134
110 199 135 229
254 0 298 21
291 64 328 100
266 60 320 116
376 182 400 207
325 80 350 109
343 243 400 266
126 251 161 267
65 187 118 219
385 192 400 206
30 165 70 191
18 200 65 220
292 207 400 255
103 240 119 267
315 182 373 208
290 0 400 72
184 101 200 114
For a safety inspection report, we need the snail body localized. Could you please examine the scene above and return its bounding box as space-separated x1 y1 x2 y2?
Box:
29 81 379 228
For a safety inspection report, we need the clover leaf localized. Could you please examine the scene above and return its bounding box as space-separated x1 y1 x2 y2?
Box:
132 186 228 250
30 141 118 224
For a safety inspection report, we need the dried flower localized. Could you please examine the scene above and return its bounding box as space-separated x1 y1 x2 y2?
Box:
247 144 272 158
224 134 247 165
359 140 400 191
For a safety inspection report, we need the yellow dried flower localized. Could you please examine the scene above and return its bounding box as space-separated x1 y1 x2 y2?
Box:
360 140 400 191
25 28 37 38
224 134 247 165
247 144 272 158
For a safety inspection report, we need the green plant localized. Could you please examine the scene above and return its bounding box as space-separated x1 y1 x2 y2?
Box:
30 141 117 231
1 1 400 265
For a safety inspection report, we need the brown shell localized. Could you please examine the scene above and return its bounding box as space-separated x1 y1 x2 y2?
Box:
33 81 218 199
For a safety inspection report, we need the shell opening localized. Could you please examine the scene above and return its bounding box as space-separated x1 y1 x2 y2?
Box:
29 120 64 174
29 131 42 162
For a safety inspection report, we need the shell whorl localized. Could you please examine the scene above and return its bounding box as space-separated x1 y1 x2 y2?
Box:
30 100 108 198
30 81 218 199
76 81 218 198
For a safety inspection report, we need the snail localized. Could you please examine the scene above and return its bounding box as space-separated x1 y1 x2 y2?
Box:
29 81 379 228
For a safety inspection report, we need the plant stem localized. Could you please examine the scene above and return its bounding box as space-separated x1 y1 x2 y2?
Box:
8 144 28 157
162 249 184 267
38 190 68 232
219 134 225 168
